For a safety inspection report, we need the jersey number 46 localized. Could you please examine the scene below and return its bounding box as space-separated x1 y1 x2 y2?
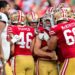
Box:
17 32 33 49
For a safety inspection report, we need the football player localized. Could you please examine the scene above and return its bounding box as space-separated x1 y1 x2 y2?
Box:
8 10 35 75
0 1 13 75
26 11 40 75
33 12 58 75
48 7 75 75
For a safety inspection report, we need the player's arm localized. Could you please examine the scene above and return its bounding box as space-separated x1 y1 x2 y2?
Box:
7 26 15 55
41 46 48 51
0 21 6 59
34 36 57 59
30 37 36 52
30 36 48 53
47 35 58 50
8 33 15 55
7 43 15 62
10 43 15 56
8 32 21 44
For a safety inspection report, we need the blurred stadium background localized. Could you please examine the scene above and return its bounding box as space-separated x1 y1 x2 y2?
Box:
5 0 75 17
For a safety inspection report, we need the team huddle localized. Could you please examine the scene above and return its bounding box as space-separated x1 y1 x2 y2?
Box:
0 1 75 75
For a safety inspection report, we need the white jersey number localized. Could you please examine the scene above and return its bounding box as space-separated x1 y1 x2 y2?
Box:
17 32 33 48
63 28 75 45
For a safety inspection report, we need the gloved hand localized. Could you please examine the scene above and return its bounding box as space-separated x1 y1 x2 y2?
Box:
38 32 44 40
11 35 21 44
44 31 50 41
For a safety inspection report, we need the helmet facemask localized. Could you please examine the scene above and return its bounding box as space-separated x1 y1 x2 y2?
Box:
42 14 52 30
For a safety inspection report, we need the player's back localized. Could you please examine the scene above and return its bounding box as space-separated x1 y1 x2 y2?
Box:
50 19 75 59
11 25 35 56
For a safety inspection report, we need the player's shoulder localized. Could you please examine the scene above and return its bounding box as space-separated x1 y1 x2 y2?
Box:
51 25 57 28
68 18 75 22
9 25 17 29
7 25 14 30
9 25 18 32
7 25 15 33
0 12 7 17
0 12 8 23
38 26 44 32
51 22 65 30
25 25 34 28
8 24 14 27
50 24 58 30
49 24 59 35
19 25 34 33
25 25 34 30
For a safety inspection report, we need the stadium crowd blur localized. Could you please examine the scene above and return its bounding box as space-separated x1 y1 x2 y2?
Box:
5 0 75 18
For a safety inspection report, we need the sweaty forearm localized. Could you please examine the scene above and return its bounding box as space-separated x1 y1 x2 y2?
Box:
34 48 54 58
41 46 48 51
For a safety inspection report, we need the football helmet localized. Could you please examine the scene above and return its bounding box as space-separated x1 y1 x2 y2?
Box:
26 11 39 28
42 14 51 27
62 7 73 18
70 13 75 19
53 8 68 24
26 11 39 22
10 10 26 25
42 12 55 30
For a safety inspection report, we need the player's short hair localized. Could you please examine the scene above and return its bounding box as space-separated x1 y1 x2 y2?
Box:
0 1 8 9
57 19 68 24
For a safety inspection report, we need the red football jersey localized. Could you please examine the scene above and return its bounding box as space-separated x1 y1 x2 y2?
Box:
50 19 75 59
8 25 35 56
41 28 50 50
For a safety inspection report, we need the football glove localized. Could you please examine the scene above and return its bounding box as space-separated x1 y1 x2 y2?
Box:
38 32 44 40
11 35 21 44
44 31 50 41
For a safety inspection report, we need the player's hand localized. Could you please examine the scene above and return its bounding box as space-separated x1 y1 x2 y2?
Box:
38 33 44 40
44 31 50 41
48 51 58 60
11 35 21 43
34 29 38 35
